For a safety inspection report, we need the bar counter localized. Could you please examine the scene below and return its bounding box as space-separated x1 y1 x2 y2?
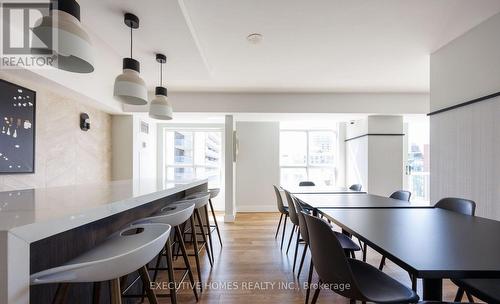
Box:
0 178 208 304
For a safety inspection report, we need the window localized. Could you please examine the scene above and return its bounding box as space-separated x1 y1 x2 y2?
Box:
280 129 337 187
405 120 430 202
164 130 222 188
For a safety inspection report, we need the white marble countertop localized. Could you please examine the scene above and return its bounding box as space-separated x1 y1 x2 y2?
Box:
0 178 207 243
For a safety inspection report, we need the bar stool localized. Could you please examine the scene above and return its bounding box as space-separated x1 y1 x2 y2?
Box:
30 223 170 304
174 194 213 293
184 191 216 264
130 202 198 302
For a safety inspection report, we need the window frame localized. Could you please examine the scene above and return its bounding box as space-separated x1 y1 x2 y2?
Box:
279 128 337 185
159 125 224 185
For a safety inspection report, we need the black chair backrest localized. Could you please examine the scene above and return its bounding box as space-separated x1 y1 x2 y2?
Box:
349 184 362 191
273 185 287 214
299 181 315 187
435 197 476 216
390 190 411 201
302 212 363 299
293 198 309 244
283 189 299 226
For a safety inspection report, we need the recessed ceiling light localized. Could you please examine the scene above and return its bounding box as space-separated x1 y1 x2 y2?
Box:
247 33 263 44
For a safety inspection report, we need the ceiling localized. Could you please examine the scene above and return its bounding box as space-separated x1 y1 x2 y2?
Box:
25 0 500 113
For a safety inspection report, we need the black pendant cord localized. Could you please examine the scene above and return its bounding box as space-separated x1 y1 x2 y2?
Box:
159 61 162 86
130 27 133 58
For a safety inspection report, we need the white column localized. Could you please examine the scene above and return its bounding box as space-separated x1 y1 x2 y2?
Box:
224 115 236 222
346 115 404 196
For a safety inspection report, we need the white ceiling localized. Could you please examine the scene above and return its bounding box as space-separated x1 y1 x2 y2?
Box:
79 0 500 94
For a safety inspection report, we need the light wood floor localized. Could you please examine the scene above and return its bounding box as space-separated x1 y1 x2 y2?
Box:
156 212 475 303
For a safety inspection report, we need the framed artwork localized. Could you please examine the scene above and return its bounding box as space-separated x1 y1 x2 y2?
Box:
0 79 36 174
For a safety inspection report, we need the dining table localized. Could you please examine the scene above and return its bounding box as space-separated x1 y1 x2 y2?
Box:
282 185 367 194
294 193 430 209
318 207 500 301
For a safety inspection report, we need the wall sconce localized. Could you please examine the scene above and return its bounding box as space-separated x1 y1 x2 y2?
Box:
80 113 90 131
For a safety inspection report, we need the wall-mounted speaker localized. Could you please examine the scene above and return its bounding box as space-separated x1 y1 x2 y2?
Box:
80 113 90 131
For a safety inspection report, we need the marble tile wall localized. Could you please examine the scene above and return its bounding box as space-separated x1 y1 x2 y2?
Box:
0 74 111 191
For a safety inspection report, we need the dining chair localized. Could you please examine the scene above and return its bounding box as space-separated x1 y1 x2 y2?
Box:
380 197 477 292
273 185 289 250
378 190 412 270
390 190 412 201
435 197 485 303
452 278 499 303
302 212 419 304
299 181 315 186
293 199 360 304
283 189 301 263
435 197 476 216
349 184 363 191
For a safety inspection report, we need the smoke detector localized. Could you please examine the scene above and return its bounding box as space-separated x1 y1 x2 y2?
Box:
247 33 263 44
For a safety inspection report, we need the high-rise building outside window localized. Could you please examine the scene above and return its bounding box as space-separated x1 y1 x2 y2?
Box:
165 130 222 188
280 126 337 187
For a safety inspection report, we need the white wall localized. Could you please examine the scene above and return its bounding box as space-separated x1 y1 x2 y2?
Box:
133 116 157 180
430 13 500 112
430 12 500 219
111 115 157 181
235 121 280 212
111 116 133 180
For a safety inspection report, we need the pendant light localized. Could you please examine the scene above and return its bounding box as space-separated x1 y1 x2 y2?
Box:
149 54 173 120
113 13 148 105
32 0 94 73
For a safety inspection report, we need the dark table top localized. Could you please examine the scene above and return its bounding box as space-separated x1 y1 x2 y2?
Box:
283 185 367 194
295 193 431 209
319 208 500 279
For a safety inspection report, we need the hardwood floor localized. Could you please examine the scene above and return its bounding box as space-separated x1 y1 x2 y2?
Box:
155 212 474 303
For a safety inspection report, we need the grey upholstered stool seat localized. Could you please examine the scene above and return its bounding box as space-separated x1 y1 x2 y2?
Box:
31 223 170 304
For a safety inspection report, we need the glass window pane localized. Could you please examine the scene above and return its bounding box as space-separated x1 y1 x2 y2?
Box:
308 167 336 186
167 167 194 181
280 131 307 166
281 168 307 187
172 131 193 165
308 131 335 166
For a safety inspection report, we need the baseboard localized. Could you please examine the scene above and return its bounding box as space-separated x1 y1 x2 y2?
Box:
235 204 277 212
224 213 236 222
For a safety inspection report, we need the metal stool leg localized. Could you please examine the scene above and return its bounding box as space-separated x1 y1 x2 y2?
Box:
110 279 122 304
203 205 215 263
138 266 159 304
195 208 213 266
209 198 223 246
165 237 177 304
175 226 199 301
53 283 70 304
190 214 203 292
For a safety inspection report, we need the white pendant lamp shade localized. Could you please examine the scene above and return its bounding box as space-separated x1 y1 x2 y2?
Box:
32 0 94 73
114 13 148 105
149 54 173 120
114 58 148 105
149 87 173 120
